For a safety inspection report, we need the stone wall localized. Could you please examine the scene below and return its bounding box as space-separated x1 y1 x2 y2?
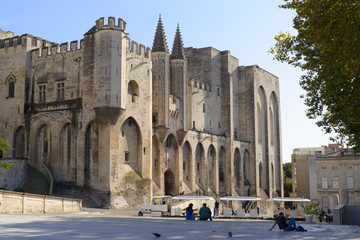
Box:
0 190 82 214
0 158 28 190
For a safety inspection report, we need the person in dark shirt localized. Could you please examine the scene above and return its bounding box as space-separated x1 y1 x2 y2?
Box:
214 200 220 217
199 203 212 221
268 212 297 231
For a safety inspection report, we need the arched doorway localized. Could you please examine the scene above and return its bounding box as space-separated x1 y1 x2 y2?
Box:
13 126 26 158
120 117 142 174
35 124 49 165
164 169 176 196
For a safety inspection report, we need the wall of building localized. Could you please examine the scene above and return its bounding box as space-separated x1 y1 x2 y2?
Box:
0 16 283 208
0 159 28 190
292 154 310 199
317 157 360 208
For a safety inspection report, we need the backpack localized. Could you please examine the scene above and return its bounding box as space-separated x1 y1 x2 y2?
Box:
296 225 307 232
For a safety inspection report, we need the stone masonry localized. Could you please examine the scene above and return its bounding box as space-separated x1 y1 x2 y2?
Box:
0 16 283 208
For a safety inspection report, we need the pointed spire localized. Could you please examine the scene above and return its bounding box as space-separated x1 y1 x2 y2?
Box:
170 24 186 60
152 14 169 52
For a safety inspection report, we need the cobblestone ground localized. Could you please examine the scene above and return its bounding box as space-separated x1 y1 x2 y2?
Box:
0 209 359 239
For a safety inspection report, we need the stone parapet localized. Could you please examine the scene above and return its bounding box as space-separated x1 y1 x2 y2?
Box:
0 190 82 214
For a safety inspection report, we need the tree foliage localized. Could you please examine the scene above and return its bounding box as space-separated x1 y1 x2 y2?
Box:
270 0 360 150
283 162 292 178
0 137 13 170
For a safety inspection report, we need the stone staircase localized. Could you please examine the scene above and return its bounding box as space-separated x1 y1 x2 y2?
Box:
21 165 50 195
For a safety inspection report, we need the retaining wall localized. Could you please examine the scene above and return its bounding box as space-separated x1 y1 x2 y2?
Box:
0 190 82 214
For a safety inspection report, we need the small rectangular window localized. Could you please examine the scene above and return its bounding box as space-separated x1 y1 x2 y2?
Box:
39 85 46 102
57 82 65 100
217 88 220 96
125 151 129 162
193 121 195 129
322 177 328 189
347 177 354 189
333 178 339 189
203 103 206 112
43 141 48 153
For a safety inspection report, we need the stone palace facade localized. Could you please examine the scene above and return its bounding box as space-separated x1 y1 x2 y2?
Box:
0 16 283 207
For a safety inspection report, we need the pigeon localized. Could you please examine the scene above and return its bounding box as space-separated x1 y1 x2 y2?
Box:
228 232 233 238
152 232 161 238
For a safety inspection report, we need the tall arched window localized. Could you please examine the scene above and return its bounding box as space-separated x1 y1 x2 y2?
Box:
128 80 139 103
6 74 16 98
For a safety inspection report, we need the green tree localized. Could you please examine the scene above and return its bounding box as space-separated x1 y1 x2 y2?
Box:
283 162 292 178
270 0 360 150
0 137 13 170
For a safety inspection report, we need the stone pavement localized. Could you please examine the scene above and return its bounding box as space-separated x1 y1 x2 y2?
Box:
0 208 359 239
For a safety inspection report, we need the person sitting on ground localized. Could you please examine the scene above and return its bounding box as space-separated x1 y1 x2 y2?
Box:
268 212 297 231
199 203 212 221
185 203 195 220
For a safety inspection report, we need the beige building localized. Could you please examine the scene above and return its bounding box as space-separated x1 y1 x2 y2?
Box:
0 16 283 207
291 144 339 199
316 149 360 208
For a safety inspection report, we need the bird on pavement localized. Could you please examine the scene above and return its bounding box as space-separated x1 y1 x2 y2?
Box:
152 232 161 238
228 232 233 238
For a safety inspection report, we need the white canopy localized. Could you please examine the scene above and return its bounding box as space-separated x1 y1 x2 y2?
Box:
153 195 172 199
267 197 311 202
172 196 214 200
220 196 262 201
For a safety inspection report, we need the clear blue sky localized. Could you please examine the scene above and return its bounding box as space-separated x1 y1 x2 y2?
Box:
1 0 334 162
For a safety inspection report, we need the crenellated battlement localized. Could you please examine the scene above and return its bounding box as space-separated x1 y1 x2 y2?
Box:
95 17 126 32
126 38 151 59
33 39 84 58
0 36 22 49
189 79 211 93
0 34 56 52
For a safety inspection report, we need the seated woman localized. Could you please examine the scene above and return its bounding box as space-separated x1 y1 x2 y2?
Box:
185 203 195 220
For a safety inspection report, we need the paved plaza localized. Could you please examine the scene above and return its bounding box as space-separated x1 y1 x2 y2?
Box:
0 208 359 239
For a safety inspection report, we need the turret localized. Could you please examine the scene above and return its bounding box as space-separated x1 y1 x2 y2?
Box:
170 24 189 130
89 17 127 118
152 15 170 128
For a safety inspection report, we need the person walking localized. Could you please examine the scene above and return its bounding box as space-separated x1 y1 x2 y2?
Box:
214 200 219 217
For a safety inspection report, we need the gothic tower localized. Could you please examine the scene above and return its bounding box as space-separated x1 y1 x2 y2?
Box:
170 24 189 130
152 15 170 130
